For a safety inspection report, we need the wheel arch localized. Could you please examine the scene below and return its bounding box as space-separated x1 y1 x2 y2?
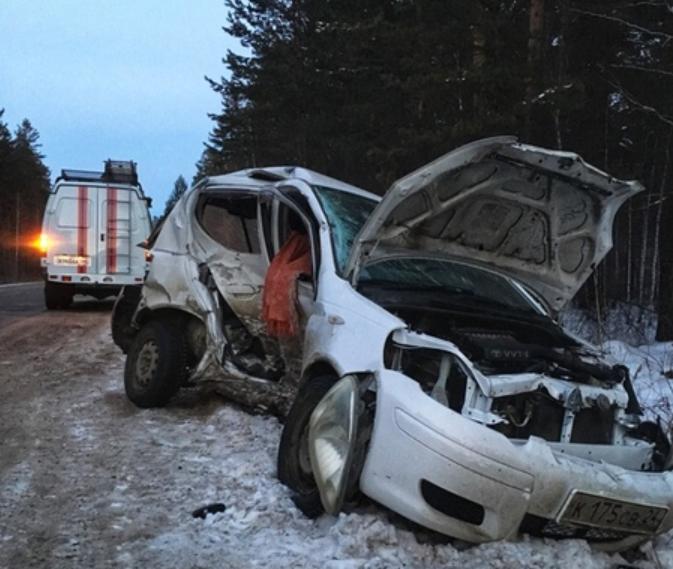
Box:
135 304 203 327
300 359 340 386
134 305 208 365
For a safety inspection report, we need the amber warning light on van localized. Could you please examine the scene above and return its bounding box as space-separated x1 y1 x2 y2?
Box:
35 233 51 254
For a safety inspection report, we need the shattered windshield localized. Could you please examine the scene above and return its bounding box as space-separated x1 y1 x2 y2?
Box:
313 185 378 273
359 258 537 314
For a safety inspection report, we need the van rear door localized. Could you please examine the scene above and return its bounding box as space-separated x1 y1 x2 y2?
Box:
97 186 133 274
50 184 97 275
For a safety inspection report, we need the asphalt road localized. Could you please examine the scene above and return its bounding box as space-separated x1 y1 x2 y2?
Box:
0 282 115 327
0 282 45 327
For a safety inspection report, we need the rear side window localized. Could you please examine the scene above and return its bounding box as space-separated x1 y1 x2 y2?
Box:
197 195 260 254
56 197 91 228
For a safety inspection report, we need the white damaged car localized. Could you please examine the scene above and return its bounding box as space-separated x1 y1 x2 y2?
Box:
113 137 673 550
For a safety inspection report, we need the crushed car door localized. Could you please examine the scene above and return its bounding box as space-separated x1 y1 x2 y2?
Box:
193 188 317 380
193 190 287 376
195 191 266 327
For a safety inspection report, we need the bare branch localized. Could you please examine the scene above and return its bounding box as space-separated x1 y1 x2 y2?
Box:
611 63 673 77
569 7 673 39
608 79 673 126
624 1 667 7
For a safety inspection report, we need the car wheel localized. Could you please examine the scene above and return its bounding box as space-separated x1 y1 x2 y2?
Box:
277 374 336 518
124 318 187 408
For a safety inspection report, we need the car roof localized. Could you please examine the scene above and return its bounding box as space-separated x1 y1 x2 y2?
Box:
203 166 380 202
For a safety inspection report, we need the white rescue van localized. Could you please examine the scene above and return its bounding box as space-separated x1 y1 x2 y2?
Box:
40 160 152 309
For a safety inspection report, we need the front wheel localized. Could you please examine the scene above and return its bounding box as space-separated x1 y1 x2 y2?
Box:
124 318 187 408
277 375 337 518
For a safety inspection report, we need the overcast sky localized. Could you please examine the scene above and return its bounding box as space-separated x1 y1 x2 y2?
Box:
0 0 236 214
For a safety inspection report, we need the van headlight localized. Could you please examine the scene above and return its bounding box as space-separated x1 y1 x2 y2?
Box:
308 375 359 514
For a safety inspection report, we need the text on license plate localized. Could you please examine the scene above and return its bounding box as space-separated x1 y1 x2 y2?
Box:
54 255 90 267
560 492 668 534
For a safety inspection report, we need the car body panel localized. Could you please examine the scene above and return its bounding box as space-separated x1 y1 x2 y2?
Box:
359 370 673 545
346 137 643 312
123 140 671 549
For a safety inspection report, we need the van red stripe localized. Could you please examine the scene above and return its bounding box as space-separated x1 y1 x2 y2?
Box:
77 186 88 274
107 187 117 273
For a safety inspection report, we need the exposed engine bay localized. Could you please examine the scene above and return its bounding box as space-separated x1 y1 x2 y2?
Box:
387 302 612 384
367 291 672 472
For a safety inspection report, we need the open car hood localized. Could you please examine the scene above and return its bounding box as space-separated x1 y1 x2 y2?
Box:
345 137 643 312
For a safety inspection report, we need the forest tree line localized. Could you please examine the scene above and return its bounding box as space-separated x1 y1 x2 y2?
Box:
197 0 673 339
0 109 50 282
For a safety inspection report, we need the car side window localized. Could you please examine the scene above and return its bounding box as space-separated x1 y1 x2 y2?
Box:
197 195 260 254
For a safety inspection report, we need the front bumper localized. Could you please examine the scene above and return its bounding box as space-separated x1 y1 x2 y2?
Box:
359 370 673 545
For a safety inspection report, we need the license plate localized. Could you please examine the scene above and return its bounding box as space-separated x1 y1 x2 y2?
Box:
559 491 668 534
54 255 90 267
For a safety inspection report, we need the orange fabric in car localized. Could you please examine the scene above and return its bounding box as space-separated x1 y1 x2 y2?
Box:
262 231 312 337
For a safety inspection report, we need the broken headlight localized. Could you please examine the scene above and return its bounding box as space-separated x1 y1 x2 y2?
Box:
384 336 469 412
308 375 359 514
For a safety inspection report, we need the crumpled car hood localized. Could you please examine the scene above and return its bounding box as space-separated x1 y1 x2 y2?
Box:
346 136 643 312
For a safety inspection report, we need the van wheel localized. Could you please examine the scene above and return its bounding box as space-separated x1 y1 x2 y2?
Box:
277 375 337 518
124 318 187 408
61 289 74 309
45 282 73 310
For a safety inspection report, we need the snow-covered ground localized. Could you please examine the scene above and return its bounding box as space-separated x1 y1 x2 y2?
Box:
1 307 673 568
562 304 673 428
603 340 673 429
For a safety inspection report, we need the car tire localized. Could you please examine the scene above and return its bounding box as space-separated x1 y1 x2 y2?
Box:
45 282 73 310
277 374 337 518
124 318 187 408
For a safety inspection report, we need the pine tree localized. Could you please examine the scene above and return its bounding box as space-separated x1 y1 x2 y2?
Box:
162 175 188 218
199 0 673 330
0 113 50 281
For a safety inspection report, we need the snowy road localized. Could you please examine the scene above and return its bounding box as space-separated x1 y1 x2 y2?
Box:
1 310 672 568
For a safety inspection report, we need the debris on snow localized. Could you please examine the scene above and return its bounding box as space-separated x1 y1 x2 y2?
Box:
192 503 227 519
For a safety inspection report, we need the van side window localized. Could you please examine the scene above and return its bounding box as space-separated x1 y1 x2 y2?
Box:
197 195 260 254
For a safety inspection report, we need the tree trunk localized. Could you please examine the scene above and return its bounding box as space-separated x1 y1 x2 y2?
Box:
626 200 633 301
638 168 653 305
650 135 670 306
656 134 673 340
525 0 545 139
14 193 20 282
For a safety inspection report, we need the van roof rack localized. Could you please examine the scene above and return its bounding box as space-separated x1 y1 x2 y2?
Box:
59 169 105 183
104 160 138 185
57 160 140 187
